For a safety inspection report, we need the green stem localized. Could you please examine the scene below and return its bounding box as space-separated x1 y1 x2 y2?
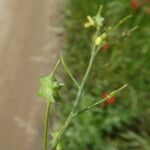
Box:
51 60 61 76
51 25 101 149
61 56 80 89
113 15 132 30
43 102 51 150
51 45 96 150
73 84 127 117
73 46 96 108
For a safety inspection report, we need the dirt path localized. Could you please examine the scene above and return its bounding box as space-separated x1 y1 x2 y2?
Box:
0 0 62 150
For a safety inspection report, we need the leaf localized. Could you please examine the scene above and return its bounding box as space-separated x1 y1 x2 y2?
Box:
38 73 64 103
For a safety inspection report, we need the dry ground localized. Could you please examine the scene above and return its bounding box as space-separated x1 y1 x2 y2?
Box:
0 0 62 149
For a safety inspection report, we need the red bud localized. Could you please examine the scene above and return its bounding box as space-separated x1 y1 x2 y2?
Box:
101 43 109 51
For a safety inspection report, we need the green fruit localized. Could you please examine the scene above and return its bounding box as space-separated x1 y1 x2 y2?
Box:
38 73 64 103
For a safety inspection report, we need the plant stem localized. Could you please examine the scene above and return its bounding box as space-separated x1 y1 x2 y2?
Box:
73 84 128 117
51 60 61 76
51 45 96 150
114 15 132 30
73 45 96 108
43 102 51 150
61 56 80 89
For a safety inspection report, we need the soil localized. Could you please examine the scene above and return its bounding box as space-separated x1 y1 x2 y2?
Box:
0 0 63 149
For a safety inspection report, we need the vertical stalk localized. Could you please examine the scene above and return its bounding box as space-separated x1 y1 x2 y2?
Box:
51 45 96 150
73 46 96 108
43 102 51 150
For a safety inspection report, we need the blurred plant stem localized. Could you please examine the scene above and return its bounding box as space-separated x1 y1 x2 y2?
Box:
61 56 80 89
73 84 127 117
51 39 98 150
43 102 51 150
51 22 127 149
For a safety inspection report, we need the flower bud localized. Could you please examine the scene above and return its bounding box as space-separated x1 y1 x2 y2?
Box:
84 16 95 28
95 36 102 46
87 16 95 26
101 33 107 39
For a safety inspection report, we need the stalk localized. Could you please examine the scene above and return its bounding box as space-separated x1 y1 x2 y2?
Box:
43 102 51 150
51 44 96 150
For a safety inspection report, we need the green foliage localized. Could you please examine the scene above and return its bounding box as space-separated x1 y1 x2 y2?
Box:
60 0 150 149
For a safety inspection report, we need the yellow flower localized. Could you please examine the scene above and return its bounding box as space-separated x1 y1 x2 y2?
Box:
84 16 95 28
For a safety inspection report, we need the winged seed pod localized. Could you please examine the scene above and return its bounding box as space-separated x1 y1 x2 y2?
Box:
38 73 64 103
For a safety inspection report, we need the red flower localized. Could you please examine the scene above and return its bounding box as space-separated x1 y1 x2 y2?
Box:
102 43 109 51
99 92 116 108
131 0 141 10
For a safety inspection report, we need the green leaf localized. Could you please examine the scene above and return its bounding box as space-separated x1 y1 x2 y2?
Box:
38 73 64 103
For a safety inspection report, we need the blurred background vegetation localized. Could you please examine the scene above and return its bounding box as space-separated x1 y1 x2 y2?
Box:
53 0 150 149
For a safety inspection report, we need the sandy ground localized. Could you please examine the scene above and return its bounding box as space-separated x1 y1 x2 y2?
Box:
0 0 62 149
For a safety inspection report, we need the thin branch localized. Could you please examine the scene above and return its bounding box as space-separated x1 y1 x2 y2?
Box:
128 25 138 34
95 45 103 56
51 59 61 76
60 56 80 89
51 27 100 150
97 5 103 16
73 84 128 117
43 102 51 150
51 45 96 150
114 15 132 30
